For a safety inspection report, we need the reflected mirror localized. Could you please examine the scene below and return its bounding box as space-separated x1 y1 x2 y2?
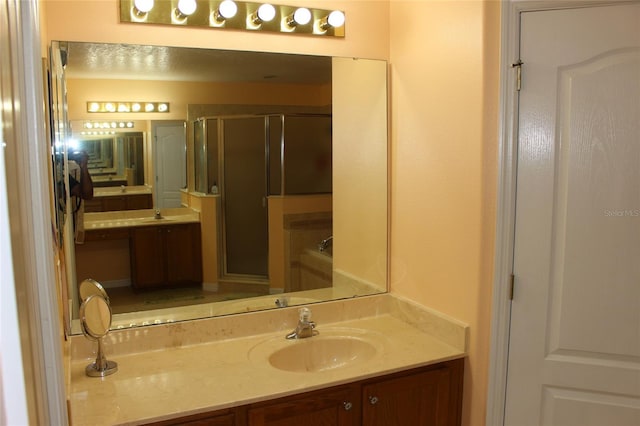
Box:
50 41 388 334
74 132 145 188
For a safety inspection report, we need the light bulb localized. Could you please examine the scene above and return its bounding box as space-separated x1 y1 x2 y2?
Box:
177 0 197 16
293 8 311 25
145 103 155 112
257 4 275 22
327 10 345 28
218 0 237 19
133 0 154 14
157 103 168 112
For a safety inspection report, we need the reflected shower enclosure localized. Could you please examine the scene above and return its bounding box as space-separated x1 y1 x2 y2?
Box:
194 114 332 280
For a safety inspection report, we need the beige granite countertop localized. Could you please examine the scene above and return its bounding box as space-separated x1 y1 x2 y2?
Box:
68 294 468 425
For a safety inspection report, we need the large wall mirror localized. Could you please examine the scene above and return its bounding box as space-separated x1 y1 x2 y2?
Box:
50 41 388 334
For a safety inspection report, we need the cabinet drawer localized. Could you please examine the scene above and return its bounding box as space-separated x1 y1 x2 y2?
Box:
84 228 130 241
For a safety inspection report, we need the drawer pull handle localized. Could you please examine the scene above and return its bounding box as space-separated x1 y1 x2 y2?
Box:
369 396 379 405
343 401 352 411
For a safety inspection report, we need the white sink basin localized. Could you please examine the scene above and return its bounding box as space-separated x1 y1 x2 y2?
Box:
269 336 378 372
249 328 384 373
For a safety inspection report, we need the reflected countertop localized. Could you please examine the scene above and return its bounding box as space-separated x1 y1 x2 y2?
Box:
93 185 153 197
67 294 468 426
84 207 200 230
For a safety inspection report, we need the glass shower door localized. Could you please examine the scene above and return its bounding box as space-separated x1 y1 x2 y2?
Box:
221 117 268 278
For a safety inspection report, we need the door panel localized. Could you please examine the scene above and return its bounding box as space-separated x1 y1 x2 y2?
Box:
154 122 186 208
506 4 640 425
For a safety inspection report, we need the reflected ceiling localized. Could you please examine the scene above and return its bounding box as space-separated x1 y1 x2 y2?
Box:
63 42 332 84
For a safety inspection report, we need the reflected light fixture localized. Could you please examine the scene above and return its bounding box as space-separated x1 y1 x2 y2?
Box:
80 121 135 135
86 101 170 114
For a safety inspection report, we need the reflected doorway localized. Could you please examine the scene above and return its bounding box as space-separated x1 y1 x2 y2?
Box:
153 121 186 208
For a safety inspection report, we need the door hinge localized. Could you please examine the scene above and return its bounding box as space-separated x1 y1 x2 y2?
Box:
509 273 515 300
512 60 523 91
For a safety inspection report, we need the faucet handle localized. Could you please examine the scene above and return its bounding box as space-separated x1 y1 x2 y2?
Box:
299 307 312 323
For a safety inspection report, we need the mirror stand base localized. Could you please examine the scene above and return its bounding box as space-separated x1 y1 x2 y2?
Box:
85 360 118 377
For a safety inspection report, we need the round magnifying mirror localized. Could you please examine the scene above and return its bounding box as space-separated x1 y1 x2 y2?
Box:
79 278 110 304
80 294 112 339
80 294 118 377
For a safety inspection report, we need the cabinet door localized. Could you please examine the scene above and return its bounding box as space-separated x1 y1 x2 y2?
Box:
83 198 103 212
362 361 463 426
102 196 127 211
126 193 153 210
247 385 359 426
130 226 166 289
165 223 202 286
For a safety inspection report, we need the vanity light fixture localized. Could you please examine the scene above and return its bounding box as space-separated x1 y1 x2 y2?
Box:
119 0 345 37
86 101 170 114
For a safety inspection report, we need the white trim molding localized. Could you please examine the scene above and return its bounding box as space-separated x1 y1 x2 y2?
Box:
1 0 68 424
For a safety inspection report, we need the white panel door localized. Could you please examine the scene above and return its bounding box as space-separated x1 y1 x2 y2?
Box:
153 121 186 208
505 4 640 426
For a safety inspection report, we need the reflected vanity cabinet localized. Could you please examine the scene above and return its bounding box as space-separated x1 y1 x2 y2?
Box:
143 359 464 426
130 223 203 289
84 193 153 212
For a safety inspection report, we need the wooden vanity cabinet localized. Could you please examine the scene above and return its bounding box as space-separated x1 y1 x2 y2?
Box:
142 359 463 426
130 223 203 289
84 193 153 212
83 227 130 242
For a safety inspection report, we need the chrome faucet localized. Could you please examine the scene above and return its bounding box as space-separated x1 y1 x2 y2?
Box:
154 209 162 219
318 235 333 252
275 297 288 308
286 307 317 339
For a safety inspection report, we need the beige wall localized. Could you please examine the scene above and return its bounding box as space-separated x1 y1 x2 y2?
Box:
43 1 501 425
389 1 500 425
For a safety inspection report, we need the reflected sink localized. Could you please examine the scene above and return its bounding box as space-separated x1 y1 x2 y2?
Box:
139 217 175 224
250 328 384 373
